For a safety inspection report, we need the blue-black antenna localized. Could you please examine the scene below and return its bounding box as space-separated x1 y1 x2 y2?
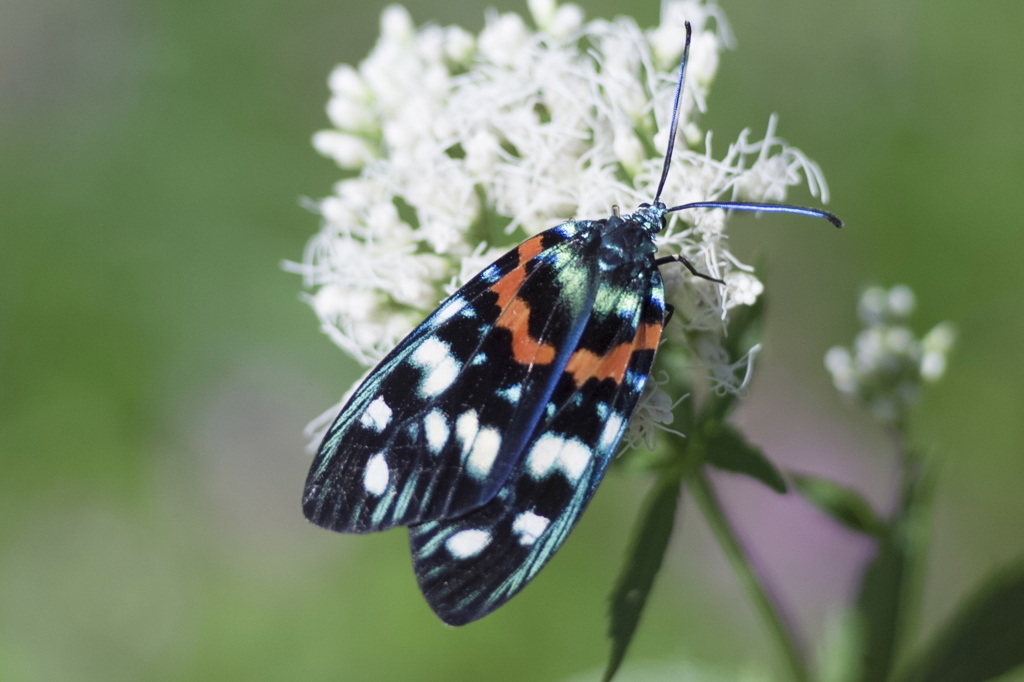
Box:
653 21 842 228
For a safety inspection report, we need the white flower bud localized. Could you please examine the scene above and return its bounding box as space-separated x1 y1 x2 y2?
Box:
528 0 556 30
824 346 857 394
312 131 375 169
380 5 414 43
688 31 720 86
825 283 954 423
650 24 687 70
365 201 402 233
479 12 528 66
624 380 684 451
319 196 357 225
641 386 677 426
920 352 947 381
725 271 764 307
417 25 446 65
735 156 789 203
326 96 376 132
683 122 702 147
695 207 727 235
328 64 370 101
392 269 440 309
923 321 957 354
549 4 584 39
887 284 916 318
465 130 502 175
423 64 450 97
854 327 886 374
613 125 645 175
444 27 475 64
858 286 889 325
383 119 418 155
313 285 379 321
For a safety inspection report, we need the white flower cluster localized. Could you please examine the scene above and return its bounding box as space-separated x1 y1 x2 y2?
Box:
825 285 956 426
289 0 831 444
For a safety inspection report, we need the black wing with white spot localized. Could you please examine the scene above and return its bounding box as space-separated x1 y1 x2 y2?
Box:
303 222 608 533
408 264 666 625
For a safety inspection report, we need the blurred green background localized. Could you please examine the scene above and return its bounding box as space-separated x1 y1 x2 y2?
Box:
2 0 1023 680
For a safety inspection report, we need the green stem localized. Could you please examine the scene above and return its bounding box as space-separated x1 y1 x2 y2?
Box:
886 424 932 676
690 470 811 682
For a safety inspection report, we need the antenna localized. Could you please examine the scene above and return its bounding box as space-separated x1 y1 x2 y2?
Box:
653 22 692 204
668 200 843 227
653 22 842 229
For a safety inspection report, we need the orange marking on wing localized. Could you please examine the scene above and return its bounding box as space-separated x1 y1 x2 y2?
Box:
490 234 549 308
565 322 663 386
498 297 557 365
634 321 662 352
516 234 546 265
490 265 526 308
487 236 558 366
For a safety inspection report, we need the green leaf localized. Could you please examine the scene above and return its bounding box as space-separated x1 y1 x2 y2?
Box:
855 533 907 682
791 473 885 537
704 424 787 494
604 472 684 682
854 459 933 682
898 559 1024 682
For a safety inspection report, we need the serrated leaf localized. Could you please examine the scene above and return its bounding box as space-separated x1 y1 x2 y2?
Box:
791 473 885 537
898 559 1024 682
704 424 787 494
604 473 683 682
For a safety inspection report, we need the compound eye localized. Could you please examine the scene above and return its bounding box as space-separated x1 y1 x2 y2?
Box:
638 202 651 208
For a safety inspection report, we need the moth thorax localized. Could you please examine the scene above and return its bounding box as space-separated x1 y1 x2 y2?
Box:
598 219 658 271
631 202 669 235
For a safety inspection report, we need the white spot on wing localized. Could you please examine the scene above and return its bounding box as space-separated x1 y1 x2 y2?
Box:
446 529 491 558
497 384 522 403
456 410 479 455
527 434 560 478
526 434 593 482
412 337 449 366
422 357 460 395
412 338 462 397
363 452 389 496
359 396 392 431
512 511 550 546
424 410 449 454
434 297 465 324
466 427 501 479
559 440 591 480
599 413 625 451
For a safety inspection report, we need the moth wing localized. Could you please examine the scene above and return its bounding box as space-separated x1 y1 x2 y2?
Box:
408 267 666 625
303 222 607 533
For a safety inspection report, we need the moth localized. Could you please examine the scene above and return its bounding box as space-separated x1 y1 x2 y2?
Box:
302 21 841 625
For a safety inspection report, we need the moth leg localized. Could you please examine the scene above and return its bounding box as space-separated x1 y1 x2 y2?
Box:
664 302 675 327
654 254 725 285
